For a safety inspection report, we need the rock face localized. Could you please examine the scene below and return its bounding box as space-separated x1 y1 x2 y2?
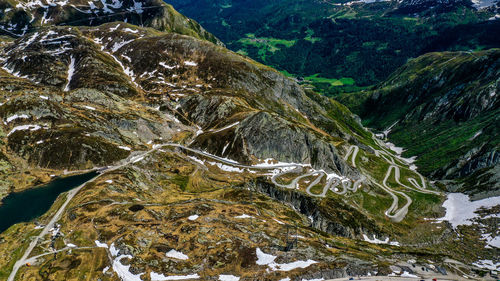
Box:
357 49 500 194
0 0 222 45
251 179 381 238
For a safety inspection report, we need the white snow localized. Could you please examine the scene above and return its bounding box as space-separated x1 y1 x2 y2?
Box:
255 248 317 272
108 243 144 281
273 218 285 225
39 95 49 100
472 259 500 271
151 272 200 280
7 124 43 136
436 193 500 228
363 234 400 246
482 233 500 248
221 143 230 155
188 156 205 166
401 271 419 278
118 146 131 151
129 0 143 13
123 28 138 33
302 279 324 281
188 215 199 221
269 259 318 272
209 161 245 173
66 243 77 248
112 255 143 281
159 62 177 69
95 240 108 248
256 248 277 265
111 39 134 52
234 214 253 219
219 275 240 281
110 243 120 256
279 278 291 281
105 180 113 184
64 55 75 91
385 142 404 155
6 114 29 123
109 24 120 31
84 105 96 110
183 61 197 66
166 249 189 260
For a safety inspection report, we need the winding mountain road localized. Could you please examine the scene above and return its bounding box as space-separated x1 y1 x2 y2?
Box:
8 138 440 279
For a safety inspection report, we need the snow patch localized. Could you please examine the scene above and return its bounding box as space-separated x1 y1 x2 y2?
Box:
219 275 240 281
151 272 200 280
436 193 500 228
385 142 404 155
234 214 253 219
109 243 144 281
8 124 44 136
255 248 317 272
256 248 276 265
64 55 75 91
184 61 197 66
401 271 419 278
273 218 285 225
159 62 178 69
95 240 108 248
188 215 199 221
363 234 400 246
473 259 500 271
6 114 29 123
166 249 189 260
111 39 134 52
123 28 138 33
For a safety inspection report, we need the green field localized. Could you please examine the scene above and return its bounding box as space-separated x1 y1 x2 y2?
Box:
304 74 355 86
237 34 296 59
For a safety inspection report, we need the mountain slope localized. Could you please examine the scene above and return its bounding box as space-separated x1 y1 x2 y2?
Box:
0 2 498 280
166 0 499 94
344 49 499 198
0 0 222 44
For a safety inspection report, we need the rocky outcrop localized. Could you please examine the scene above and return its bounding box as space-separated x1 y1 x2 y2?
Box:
249 179 383 239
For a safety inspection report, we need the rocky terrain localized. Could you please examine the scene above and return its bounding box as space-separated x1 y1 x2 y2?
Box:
340 49 499 199
0 0 498 280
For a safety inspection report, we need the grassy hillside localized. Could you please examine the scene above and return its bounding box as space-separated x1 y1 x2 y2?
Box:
345 49 499 195
167 0 499 95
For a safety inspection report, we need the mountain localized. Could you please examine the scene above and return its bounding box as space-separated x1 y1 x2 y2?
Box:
166 0 500 95
0 0 222 44
0 0 499 280
338 49 499 198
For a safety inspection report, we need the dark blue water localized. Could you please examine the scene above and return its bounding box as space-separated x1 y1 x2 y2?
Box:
0 171 98 233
